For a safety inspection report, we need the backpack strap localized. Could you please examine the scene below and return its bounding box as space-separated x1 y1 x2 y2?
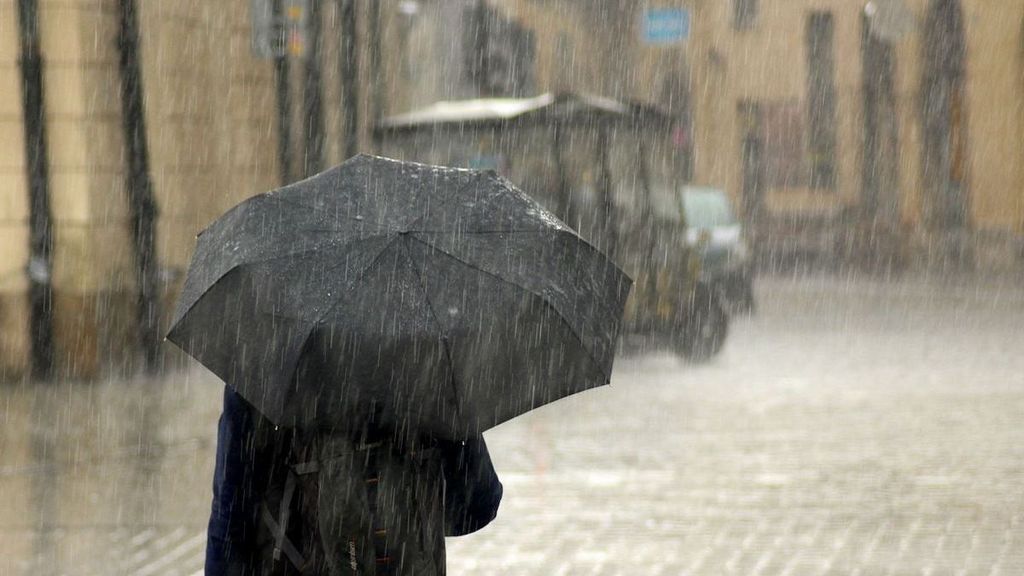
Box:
259 437 327 571
277 470 298 560
260 470 306 568
292 460 320 475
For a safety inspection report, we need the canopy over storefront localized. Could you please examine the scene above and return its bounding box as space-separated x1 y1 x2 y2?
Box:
377 92 673 133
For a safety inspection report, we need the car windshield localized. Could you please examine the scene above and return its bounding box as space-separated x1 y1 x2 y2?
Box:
681 188 737 229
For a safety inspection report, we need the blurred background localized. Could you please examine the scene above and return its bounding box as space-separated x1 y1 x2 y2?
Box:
1 0 1022 574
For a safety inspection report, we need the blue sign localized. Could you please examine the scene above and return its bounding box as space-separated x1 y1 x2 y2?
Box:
642 8 690 45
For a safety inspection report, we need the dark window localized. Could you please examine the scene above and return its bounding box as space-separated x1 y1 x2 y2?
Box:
806 11 838 190
462 4 535 97
762 101 809 189
740 100 813 191
734 0 759 30
554 32 573 88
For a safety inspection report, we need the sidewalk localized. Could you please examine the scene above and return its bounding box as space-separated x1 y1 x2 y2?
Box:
1 274 1022 574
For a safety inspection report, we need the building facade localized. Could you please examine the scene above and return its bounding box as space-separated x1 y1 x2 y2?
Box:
2 0 1023 378
410 0 1024 270
1 0 396 379
611 0 1024 271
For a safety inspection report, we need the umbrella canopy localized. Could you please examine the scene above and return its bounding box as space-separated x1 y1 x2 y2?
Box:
167 155 632 439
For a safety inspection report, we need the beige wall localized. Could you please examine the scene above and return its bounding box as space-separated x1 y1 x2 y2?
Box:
138 0 280 275
697 1 869 217
0 1 30 378
0 0 406 377
883 0 1024 243
959 0 1024 234
1 0 134 377
1 0 1022 376
0 0 285 378
625 0 1023 260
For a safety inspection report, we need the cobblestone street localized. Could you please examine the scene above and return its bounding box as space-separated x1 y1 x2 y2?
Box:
2 274 1023 575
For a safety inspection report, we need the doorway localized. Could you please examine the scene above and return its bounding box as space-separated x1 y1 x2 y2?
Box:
738 101 765 234
861 13 900 225
859 11 903 269
921 0 969 234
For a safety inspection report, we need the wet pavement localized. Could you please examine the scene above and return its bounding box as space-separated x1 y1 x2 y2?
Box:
2 273 1023 575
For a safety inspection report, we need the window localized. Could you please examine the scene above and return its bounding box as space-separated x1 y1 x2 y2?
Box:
806 11 838 190
734 0 759 31
762 101 809 189
743 98 836 191
462 4 536 96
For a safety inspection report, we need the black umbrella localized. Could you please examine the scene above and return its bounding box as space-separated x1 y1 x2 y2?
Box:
167 155 632 439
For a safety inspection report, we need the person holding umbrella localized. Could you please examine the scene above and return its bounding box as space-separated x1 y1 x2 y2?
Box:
168 156 632 574
204 385 503 574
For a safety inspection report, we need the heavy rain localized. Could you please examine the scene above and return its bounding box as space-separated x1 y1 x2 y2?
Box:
1 0 1022 574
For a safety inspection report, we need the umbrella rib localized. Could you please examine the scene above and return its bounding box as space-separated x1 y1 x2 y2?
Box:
173 234 394 326
265 192 394 230
412 228 626 343
407 234 612 383
235 233 393 271
406 174 509 232
412 229 610 266
188 235 399 341
399 239 463 423
407 229 563 235
309 234 402 328
399 170 504 234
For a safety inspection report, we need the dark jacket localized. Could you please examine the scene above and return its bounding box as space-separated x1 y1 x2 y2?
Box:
206 386 503 575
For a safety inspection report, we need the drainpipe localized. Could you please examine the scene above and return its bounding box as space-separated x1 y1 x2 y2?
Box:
552 122 571 223
117 0 161 373
471 0 491 97
303 0 324 177
339 0 359 158
597 123 617 260
16 0 55 380
367 0 383 151
273 0 293 185
637 134 659 321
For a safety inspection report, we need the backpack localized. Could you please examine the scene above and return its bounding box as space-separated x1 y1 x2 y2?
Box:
252 426 448 576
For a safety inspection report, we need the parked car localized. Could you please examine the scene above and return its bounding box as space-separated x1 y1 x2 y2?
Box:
681 186 755 314
376 92 734 361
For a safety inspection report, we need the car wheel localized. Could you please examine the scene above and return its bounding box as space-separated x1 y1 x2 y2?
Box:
677 292 728 361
